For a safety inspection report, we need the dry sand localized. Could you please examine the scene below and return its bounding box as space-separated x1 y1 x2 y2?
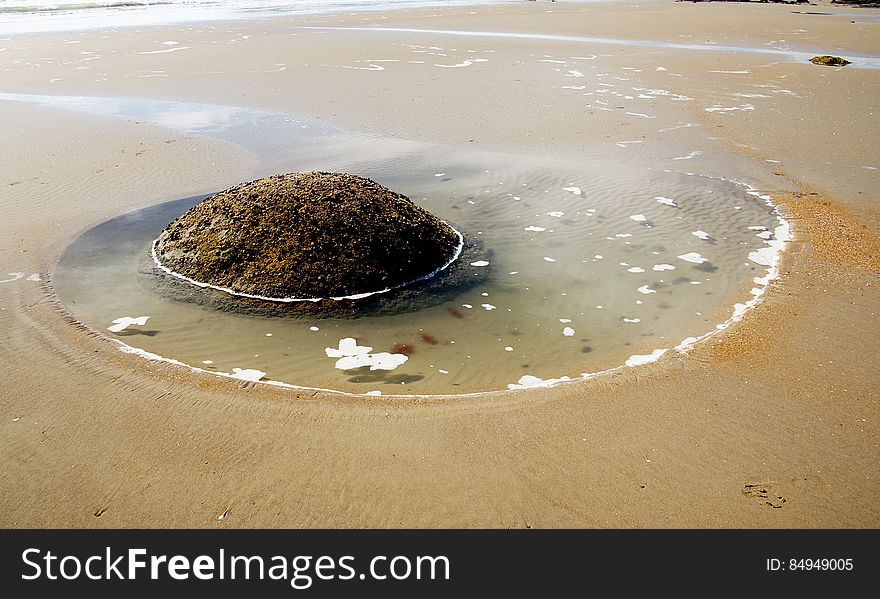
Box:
0 0 877 527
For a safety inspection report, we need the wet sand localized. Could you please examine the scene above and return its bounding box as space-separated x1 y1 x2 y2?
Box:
0 0 877 527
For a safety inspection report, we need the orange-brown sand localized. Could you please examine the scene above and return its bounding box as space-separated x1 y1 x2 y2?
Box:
0 0 877 527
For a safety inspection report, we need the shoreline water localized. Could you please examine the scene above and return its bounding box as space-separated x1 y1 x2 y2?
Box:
0 0 516 35
0 0 877 527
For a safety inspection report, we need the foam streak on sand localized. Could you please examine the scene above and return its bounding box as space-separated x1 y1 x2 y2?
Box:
134 46 191 55
302 27 880 69
625 349 667 367
0 272 25 282
675 186 791 352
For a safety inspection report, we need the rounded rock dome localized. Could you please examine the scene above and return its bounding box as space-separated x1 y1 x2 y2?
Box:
153 171 463 300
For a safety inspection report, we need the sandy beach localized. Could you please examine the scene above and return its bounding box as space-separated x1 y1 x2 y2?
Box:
0 0 877 527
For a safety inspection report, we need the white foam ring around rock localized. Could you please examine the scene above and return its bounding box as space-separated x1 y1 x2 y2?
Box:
151 223 465 303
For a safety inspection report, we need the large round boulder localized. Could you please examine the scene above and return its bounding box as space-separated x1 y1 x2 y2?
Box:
153 171 462 300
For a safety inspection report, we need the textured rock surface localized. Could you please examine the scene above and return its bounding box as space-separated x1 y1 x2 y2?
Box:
810 55 851 67
155 172 461 299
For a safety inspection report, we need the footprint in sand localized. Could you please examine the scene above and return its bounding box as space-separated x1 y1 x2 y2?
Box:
742 482 787 509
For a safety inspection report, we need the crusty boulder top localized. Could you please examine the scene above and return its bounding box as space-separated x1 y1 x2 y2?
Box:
154 171 461 299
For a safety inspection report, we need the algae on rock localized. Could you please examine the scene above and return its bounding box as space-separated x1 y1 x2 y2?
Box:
810 55 851 67
154 171 462 300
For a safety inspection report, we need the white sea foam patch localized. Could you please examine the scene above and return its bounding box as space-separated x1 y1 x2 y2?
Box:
748 229 786 266
677 252 707 264
334 352 408 371
325 337 407 371
627 267 645 273
150 223 464 303
659 123 699 133
434 58 487 68
731 93 771 99
652 263 675 271
524 226 546 232
507 374 572 390
673 151 701 161
325 338 372 358
231 368 266 382
705 104 755 113
134 46 191 55
562 327 575 337
546 211 564 218
342 63 387 71
632 87 692 102
674 183 792 354
625 348 667 367
107 316 149 333
654 196 677 207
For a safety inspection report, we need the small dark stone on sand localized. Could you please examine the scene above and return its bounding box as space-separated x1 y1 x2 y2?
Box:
809 55 851 66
